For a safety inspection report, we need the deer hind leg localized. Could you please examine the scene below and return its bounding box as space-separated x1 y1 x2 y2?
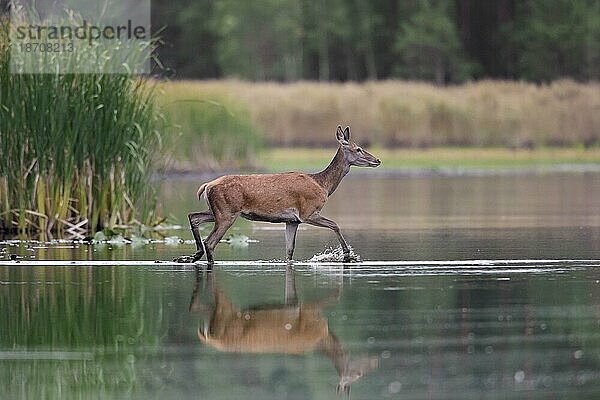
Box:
305 214 351 262
285 222 299 262
189 211 215 258
203 212 238 264
174 211 214 263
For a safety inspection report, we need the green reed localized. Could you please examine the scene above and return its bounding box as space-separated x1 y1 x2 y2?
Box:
0 18 161 233
158 81 263 170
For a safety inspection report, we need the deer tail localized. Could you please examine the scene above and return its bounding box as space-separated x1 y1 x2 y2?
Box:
196 183 208 202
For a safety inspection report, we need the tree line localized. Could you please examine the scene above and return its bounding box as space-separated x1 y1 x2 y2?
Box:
1 0 598 83
152 0 600 83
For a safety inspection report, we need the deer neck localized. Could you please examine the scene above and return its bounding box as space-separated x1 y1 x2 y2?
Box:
311 147 350 196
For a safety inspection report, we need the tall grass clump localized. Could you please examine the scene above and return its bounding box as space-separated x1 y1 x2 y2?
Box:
158 81 262 170
0 18 161 233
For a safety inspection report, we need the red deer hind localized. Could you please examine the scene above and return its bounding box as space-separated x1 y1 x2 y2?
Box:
175 126 381 264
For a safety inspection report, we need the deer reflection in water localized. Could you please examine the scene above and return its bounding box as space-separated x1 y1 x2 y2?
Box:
189 267 379 396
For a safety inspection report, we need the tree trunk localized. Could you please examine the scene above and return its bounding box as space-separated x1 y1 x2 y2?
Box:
435 55 444 85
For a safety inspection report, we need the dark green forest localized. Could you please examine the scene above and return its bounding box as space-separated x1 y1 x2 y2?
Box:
1 0 598 83
152 0 600 83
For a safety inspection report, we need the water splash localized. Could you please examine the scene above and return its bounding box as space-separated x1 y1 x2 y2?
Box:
307 245 361 263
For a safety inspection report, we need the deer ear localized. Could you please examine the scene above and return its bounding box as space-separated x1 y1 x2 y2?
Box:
343 126 351 141
336 125 349 144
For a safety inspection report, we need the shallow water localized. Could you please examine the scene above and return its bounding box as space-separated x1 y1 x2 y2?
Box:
1 172 600 399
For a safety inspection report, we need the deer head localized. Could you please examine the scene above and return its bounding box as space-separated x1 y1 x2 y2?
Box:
336 126 381 167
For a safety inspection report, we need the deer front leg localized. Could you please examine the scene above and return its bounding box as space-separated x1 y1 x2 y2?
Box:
285 222 299 262
305 214 351 262
174 211 214 263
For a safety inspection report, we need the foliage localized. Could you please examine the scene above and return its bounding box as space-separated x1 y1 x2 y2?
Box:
155 0 220 78
0 17 162 233
394 0 479 84
509 0 600 82
152 0 600 82
157 81 262 170
212 0 303 81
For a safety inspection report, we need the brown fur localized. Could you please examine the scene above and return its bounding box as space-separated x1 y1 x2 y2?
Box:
198 301 329 354
203 173 327 222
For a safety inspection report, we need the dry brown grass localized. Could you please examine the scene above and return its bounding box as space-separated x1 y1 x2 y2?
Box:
160 79 600 149
262 147 600 171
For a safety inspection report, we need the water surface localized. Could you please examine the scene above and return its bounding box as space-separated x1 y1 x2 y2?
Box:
1 172 600 399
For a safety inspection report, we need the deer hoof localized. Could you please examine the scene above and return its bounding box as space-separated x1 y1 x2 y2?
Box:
192 250 204 262
173 250 204 263
341 248 362 263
